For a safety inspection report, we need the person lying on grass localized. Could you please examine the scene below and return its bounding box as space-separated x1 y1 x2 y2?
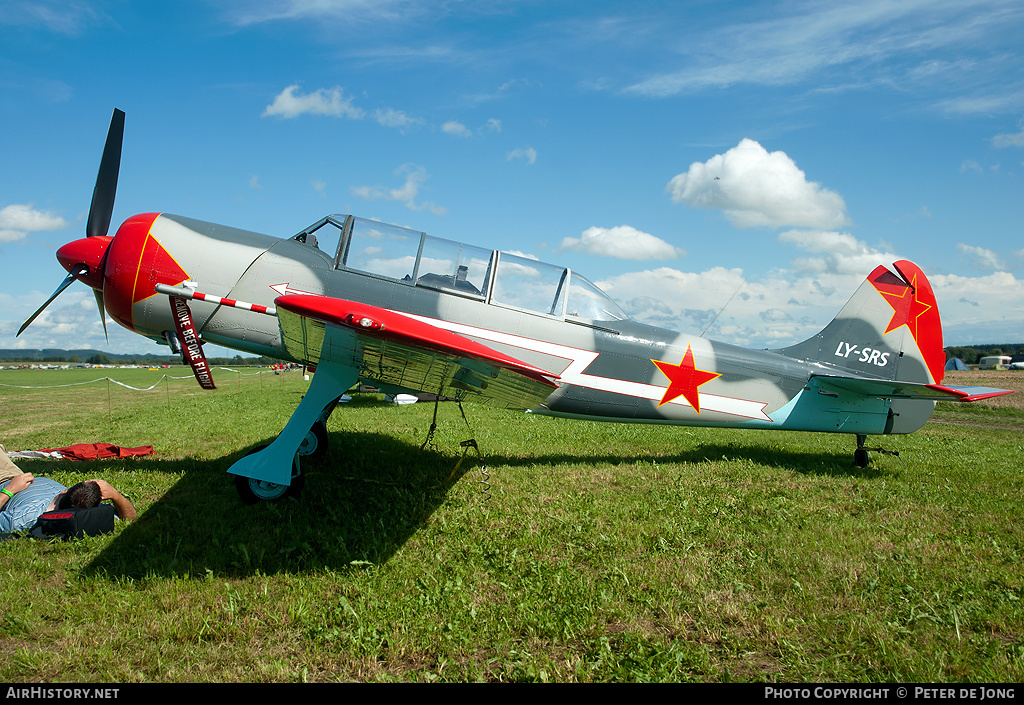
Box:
0 444 137 533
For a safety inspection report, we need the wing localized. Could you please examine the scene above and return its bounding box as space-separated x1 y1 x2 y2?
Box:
812 374 1013 402
275 294 560 410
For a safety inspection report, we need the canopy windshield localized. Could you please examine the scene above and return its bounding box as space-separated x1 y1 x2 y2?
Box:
293 215 631 324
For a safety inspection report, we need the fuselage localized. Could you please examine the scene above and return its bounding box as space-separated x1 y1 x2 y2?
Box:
68 212 921 437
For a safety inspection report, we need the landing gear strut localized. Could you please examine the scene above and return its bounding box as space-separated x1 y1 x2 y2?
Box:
853 434 900 468
228 363 358 503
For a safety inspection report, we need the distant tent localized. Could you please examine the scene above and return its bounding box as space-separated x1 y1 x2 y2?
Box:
945 357 969 371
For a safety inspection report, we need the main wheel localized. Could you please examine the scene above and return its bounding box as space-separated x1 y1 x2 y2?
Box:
854 448 869 468
297 420 328 459
235 445 304 504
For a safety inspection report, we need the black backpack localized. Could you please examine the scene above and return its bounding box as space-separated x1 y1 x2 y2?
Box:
28 505 115 540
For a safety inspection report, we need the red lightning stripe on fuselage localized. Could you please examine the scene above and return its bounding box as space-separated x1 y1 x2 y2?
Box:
399 313 771 421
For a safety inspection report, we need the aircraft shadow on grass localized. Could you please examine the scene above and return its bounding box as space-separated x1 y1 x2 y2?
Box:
68 421 884 581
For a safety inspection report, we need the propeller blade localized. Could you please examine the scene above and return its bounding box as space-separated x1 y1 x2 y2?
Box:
86 108 125 239
17 264 89 336
93 289 109 343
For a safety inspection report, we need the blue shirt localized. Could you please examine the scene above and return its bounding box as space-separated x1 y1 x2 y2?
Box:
0 477 67 533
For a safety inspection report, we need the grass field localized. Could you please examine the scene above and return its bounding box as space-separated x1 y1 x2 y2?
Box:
0 365 1022 682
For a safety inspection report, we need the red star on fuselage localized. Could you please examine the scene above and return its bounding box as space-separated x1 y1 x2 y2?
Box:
651 343 721 413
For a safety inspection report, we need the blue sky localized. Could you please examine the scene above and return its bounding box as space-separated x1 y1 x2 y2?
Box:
2 0 1022 357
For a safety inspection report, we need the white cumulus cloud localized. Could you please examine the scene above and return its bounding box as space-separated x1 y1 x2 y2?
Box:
957 243 1005 271
350 164 446 215
0 203 71 243
507 147 537 165
599 264 880 347
373 108 422 130
666 139 850 230
557 225 685 261
442 118 502 138
442 120 473 138
778 229 896 275
930 270 1024 343
262 85 365 119
960 159 984 174
992 126 1024 148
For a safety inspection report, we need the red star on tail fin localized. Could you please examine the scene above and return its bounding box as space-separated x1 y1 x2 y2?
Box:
869 261 944 384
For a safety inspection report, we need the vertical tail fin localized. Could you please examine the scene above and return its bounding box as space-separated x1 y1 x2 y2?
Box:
775 260 945 385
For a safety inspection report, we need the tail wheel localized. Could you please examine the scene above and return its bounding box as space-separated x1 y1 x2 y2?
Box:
235 444 304 504
297 420 328 459
854 448 869 468
854 434 869 468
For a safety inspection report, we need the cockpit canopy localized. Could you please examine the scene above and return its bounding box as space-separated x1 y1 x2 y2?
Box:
293 215 630 324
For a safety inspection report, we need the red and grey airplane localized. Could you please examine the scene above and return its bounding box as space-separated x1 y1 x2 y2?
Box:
19 110 1012 502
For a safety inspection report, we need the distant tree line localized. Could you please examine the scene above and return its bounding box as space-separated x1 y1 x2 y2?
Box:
945 344 1024 365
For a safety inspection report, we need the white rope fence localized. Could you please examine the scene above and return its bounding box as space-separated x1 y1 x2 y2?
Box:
0 367 306 422
0 367 283 391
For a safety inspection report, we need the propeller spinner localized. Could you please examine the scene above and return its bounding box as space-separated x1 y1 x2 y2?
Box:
17 108 125 339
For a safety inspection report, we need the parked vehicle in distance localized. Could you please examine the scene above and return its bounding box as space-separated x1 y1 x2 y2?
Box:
979 355 1013 370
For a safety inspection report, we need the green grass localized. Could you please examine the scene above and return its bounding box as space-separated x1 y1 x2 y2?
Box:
1 367 1022 682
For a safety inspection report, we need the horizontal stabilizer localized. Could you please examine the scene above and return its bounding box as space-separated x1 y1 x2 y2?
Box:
927 384 1015 402
812 374 1014 402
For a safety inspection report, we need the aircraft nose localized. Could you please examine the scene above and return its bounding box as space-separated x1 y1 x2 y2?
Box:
102 212 186 331
56 236 112 290
102 212 158 331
